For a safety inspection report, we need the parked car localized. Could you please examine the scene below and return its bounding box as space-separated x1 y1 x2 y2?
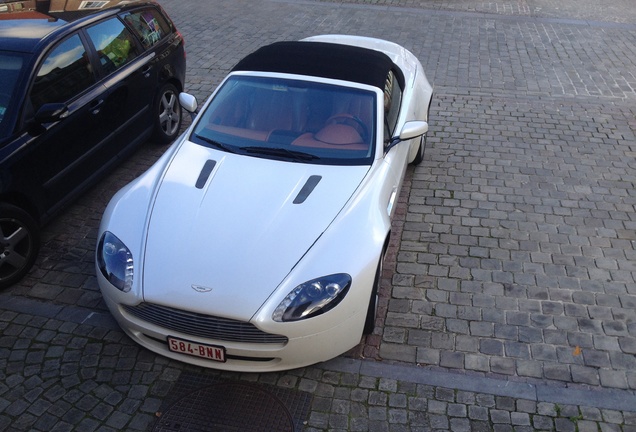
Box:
96 35 433 372
0 1 186 289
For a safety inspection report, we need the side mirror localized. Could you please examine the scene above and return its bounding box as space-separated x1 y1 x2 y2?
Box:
385 120 429 153
34 103 69 124
399 121 428 141
179 92 198 119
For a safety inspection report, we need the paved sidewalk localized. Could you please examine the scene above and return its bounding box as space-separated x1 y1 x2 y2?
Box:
1 0 636 430
2 294 636 431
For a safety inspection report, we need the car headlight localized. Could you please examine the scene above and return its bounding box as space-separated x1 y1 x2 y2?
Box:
272 274 351 322
97 231 133 292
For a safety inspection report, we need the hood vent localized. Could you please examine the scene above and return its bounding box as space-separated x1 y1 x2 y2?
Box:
195 160 217 189
293 175 322 204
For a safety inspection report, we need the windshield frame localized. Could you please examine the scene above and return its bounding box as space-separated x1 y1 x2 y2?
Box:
189 73 379 166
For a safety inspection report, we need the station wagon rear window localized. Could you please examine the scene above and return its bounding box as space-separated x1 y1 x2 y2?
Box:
122 8 171 49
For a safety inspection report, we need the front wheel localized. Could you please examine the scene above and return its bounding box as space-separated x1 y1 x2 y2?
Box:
411 133 426 165
0 204 40 290
152 83 182 144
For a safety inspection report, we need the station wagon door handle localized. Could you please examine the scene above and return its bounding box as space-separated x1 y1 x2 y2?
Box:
142 65 152 78
90 99 104 115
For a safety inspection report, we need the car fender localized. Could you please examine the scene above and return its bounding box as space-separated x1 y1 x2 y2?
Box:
97 135 184 300
251 159 393 339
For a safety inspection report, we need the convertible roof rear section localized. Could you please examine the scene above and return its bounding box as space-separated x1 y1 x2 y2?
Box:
231 41 405 91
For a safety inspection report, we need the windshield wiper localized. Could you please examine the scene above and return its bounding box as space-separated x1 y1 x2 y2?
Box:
194 134 237 154
243 146 319 162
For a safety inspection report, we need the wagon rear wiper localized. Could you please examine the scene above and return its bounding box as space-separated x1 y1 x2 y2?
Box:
243 146 319 162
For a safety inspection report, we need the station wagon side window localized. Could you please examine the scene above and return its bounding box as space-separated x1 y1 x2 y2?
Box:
30 34 96 112
122 8 171 49
383 70 403 141
86 17 141 75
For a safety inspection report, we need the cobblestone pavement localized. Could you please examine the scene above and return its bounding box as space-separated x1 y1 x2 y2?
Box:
2 0 636 430
317 0 636 24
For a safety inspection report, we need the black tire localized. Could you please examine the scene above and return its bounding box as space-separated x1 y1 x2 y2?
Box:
0 204 40 290
152 83 182 144
411 133 426 166
363 255 383 335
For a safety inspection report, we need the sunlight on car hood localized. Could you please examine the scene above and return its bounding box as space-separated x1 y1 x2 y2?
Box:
142 141 370 321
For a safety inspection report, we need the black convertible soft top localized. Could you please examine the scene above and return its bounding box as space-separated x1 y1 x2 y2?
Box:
231 41 405 91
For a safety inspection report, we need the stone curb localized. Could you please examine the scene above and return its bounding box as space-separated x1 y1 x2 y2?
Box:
320 358 636 412
0 294 118 331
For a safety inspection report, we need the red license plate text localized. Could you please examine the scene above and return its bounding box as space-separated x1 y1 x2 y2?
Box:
168 337 226 362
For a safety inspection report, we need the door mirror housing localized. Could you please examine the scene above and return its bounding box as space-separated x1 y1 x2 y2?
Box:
385 120 428 153
179 92 198 119
399 121 428 140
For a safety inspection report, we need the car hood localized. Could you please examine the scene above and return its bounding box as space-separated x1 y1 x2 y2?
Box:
142 141 370 321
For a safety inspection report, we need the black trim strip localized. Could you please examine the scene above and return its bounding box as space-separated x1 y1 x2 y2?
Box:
293 175 321 204
195 159 216 189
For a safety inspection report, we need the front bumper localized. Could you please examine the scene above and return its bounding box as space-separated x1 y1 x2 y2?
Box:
100 284 365 372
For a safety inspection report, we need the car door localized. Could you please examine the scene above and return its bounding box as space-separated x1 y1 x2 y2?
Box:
19 32 111 215
84 14 156 155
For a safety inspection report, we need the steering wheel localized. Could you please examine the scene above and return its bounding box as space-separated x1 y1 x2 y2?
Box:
326 114 369 142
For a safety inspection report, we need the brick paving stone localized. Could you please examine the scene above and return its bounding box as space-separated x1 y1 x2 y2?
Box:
1 0 636 430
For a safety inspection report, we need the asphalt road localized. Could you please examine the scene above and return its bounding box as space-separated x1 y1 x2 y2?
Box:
1 0 636 430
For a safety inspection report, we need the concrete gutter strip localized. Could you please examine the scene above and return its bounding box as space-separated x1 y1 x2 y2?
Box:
319 353 636 411
1 294 64 319
0 294 120 330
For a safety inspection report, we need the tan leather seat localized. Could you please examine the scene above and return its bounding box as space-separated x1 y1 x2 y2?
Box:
292 123 368 150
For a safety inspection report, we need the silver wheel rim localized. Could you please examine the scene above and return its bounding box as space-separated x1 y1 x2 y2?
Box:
159 91 180 137
0 218 31 281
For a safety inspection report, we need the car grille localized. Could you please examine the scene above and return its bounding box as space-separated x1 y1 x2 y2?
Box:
122 303 288 344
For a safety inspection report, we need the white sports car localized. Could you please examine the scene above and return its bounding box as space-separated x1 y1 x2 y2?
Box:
96 35 433 372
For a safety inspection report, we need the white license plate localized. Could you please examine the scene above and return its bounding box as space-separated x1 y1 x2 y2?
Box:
167 336 226 362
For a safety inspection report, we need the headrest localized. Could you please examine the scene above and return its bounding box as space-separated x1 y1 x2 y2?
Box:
315 124 363 145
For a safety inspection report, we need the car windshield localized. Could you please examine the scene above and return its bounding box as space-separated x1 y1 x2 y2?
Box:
190 75 376 165
0 51 26 138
